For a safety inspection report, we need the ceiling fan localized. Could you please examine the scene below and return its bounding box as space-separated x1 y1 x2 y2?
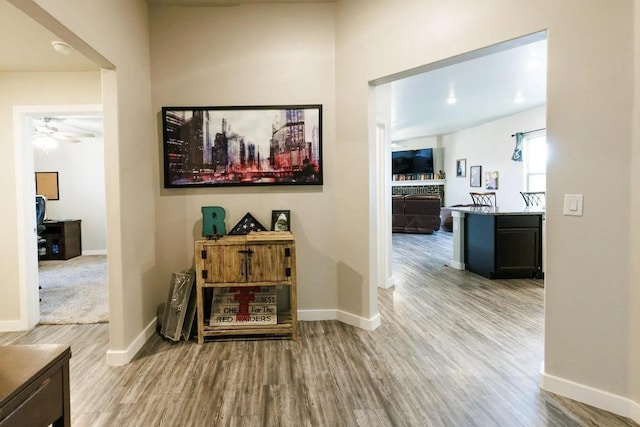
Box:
32 117 98 144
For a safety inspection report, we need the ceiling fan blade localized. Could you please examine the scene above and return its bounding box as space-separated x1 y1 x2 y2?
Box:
56 131 95 138
34 125 55 134
52 134 82 143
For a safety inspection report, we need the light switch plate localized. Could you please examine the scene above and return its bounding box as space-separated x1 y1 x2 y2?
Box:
563 194 584 216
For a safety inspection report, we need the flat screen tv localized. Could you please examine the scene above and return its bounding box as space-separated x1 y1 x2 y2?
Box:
162 104 323 188
391 148 434 176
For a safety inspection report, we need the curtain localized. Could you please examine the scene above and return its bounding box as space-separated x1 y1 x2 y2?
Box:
511 132 523 161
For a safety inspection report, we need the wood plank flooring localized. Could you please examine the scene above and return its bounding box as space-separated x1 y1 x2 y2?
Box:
1 231 637 426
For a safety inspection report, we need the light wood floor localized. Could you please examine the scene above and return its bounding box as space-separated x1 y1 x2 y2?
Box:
1 232 637 426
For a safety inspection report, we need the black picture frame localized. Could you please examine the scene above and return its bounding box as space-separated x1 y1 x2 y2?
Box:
470 165 482 187
271 210 291 232
35 171 59 200
162 105 323 188
456 159 466 177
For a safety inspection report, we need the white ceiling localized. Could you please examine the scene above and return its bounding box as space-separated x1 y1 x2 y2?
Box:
0 1 98 72
2 0 545 142
390 37 547 141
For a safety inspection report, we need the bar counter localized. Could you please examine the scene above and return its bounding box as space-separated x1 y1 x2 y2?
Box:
448 206 545 279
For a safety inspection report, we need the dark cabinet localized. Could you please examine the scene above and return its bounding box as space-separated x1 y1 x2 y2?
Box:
465 213 543 279
40 220 82 261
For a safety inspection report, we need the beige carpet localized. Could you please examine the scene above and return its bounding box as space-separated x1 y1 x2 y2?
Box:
38 255 109 325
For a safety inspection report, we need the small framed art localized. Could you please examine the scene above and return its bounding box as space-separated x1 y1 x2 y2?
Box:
35 171 59 200
456 159 466 177
271 210 291 231
486 171 499 190
470 165 482 187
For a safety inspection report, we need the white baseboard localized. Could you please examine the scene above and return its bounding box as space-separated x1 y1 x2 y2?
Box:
82 249 107 256
540 370 640 423
106 317 156 366
298 309 337 321
449 260 465 270
337 310 380 330
298 309 381 331
0 319 27 332
378 275 395 289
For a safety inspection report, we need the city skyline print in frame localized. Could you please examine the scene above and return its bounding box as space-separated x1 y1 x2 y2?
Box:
162 104 323 188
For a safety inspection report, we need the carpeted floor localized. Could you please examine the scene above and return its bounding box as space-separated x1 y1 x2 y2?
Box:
38 255 109 325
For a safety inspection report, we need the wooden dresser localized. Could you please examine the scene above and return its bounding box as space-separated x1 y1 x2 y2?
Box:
0 344 71 427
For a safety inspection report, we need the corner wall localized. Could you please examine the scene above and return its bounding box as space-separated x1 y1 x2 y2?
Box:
148 3 339 319
0 71 101 326
31 0 157 361
629 0 640 417
335 0 636 419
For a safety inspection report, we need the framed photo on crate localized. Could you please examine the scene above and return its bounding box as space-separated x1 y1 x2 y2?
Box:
271 210 291 231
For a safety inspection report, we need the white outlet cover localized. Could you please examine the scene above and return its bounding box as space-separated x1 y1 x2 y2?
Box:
563 194 584 216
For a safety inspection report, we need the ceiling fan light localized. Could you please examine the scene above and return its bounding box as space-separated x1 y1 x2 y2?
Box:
33 135 46 148
51 41 73 55
33 135 58 150
44 137 58 150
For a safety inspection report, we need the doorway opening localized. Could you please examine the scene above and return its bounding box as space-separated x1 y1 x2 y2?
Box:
15 104 107 327
372 32 547 288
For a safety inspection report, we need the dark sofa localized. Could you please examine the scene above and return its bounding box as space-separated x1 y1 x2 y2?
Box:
392 195 441 234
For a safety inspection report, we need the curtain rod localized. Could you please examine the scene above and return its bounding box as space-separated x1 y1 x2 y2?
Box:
511 128 545 137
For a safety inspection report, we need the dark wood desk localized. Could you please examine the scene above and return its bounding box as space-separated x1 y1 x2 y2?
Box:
0 345 71 427
41 220 82 260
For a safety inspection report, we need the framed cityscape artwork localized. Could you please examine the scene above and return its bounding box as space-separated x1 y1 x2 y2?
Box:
162 105 323 188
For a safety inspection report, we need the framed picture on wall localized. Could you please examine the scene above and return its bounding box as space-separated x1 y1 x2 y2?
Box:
161 105 323 188
470 165 482 187
456 159 466 177
35 171 59 200
486 171 499 190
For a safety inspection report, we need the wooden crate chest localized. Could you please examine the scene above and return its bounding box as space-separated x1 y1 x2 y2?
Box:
194 231 297 343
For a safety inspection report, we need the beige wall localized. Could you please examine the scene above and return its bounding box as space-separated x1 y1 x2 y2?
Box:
631 0 640 409
149 4 338 314
0 71 101 323
32 0 156 352
6 0 638 414
335 0 634 404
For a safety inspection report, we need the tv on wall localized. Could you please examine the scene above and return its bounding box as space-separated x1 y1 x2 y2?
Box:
391 148 434 176
162 104 323 188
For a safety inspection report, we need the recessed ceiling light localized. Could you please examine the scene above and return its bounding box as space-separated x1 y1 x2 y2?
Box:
51 41 73 55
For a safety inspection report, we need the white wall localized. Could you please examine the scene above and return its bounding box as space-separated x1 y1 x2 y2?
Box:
34 136 107 254
443 107 545 208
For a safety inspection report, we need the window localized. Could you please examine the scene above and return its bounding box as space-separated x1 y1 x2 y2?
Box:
523 131 546 191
